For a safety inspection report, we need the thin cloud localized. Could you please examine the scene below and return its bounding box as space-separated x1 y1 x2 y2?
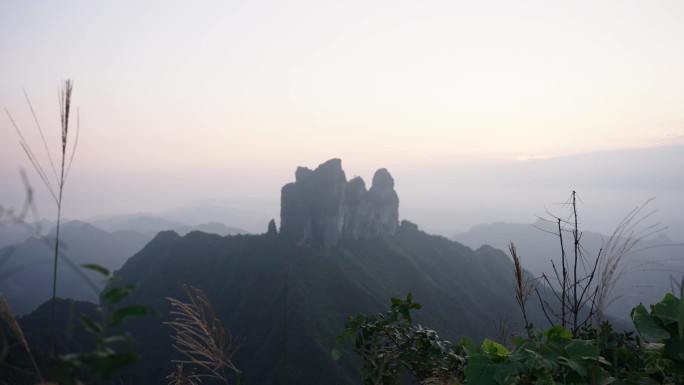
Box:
515 154 555 162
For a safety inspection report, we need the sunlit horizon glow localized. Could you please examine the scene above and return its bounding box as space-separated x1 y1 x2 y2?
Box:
2 1 684 235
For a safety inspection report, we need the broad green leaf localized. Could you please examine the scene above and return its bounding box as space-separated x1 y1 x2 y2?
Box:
492 360 519 384
631 303 647 318
459 336 479 355
652 296 682 325
511 335 532 349
82 263 110 277
331 348 341 361
464 354 498 385
539 340 564 361
565 340 599 359
584 366 615 385
632 305 670 341
558 356 587 377
661 293 678 302
482 338 509 358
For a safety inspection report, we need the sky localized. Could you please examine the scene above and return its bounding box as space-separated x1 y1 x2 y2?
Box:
1 1 684 237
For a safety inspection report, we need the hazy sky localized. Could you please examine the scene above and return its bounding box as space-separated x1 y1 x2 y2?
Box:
2 1 683 236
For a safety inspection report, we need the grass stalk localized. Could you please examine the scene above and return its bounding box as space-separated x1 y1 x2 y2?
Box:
5 79 79 357
594 197 665 323
0 293 44 383
509 242 534 337
165 283 242 384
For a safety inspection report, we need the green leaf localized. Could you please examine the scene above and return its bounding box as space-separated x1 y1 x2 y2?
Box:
482 338 509 358
398 307 411 322
110 305 156 327
82 263 109 277
652 295 682 325
632 304 671 341
631 303 647 317
565 340 599 359
459 336 480 355
542 325 573 339
464 354 498 384
661 293 678 302
103 284 136 305
331 348 341 361
80 315 103 334
558 356 587 377
511 335 532 349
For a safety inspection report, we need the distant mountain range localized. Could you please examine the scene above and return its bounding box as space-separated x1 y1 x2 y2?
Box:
0 219 54 249
89 213 248 237
453 220 684 321
161 202 274 233
84 202 272 235
0 216 249 315
0 221 149 315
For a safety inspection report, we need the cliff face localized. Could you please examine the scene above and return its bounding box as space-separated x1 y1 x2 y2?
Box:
279 159 399 248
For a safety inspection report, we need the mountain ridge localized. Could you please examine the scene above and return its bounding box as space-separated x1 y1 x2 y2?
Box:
109 220 534 384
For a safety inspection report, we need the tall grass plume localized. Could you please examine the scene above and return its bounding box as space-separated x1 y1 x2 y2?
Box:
5 79 79 356
165 283 242 384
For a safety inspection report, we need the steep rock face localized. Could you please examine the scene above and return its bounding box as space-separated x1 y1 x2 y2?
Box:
342 177 372 239
280 182 312 244
280 159 399 247
367 168 399 236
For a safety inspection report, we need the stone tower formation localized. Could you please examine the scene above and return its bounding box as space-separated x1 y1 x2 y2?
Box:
279 159 399 248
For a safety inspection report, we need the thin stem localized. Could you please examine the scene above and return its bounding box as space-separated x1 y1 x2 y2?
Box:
572 191 579 334
557 218 566 328
50 192 62 357
23 89 59 184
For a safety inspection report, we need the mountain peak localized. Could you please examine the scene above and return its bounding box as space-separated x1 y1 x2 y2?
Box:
280 159 399 248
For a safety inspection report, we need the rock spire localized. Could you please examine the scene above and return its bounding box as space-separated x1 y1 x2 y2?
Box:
279 159 399 248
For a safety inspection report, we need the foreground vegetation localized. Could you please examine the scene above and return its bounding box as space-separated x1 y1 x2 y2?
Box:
335 194 683 384
335 286 684 384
